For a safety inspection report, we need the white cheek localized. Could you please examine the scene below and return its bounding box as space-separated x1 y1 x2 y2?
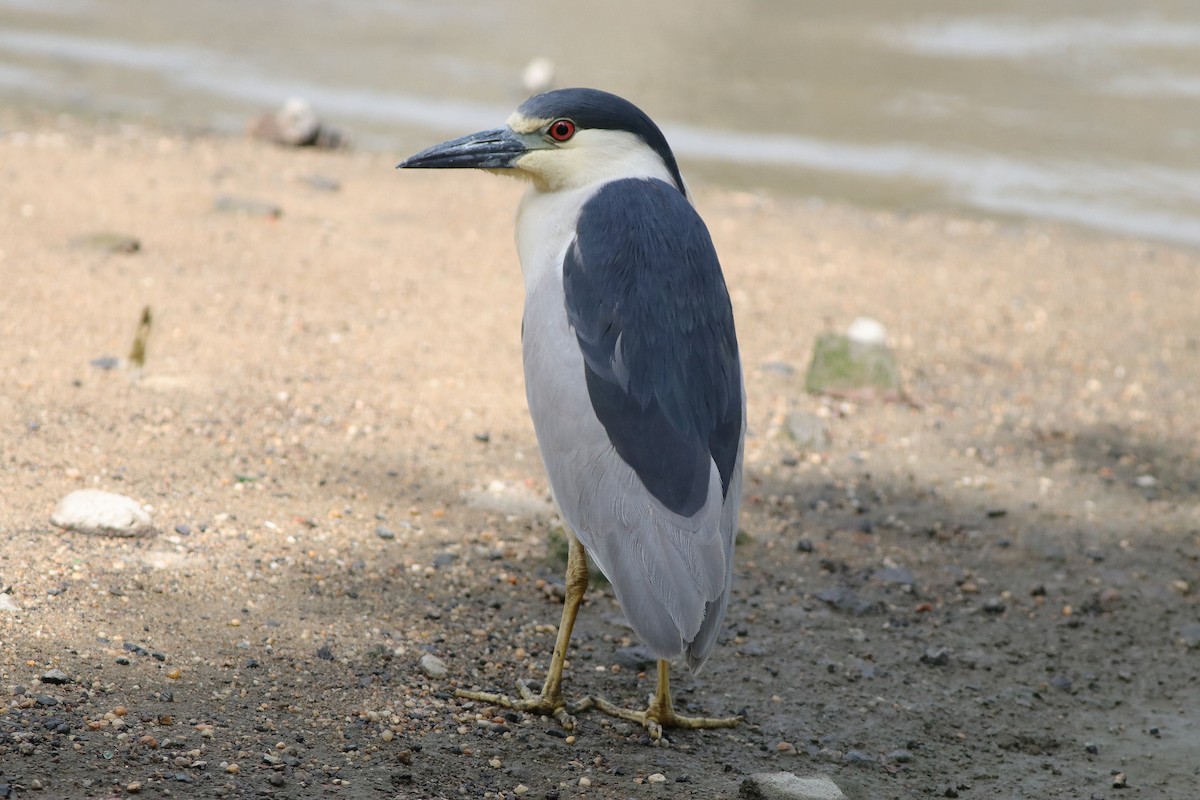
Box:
516 130 677 191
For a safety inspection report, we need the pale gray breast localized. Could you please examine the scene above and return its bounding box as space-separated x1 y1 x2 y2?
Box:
515 186 734 662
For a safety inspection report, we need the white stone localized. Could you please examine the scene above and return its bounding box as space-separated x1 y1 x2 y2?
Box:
50 489 155 537
846 316 887 346
0 594 19 613
740 772 846 800
419 653 448 679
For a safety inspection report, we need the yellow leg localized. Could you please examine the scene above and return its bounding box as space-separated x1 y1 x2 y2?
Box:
575 659 743 740
456 530 590 729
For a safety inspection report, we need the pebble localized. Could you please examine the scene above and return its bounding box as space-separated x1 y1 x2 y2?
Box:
301 174 341 192
920 647 951 667
40 669 70 685
815 585 883 616
50 489 155 537
71 231 141 254
213 195 282 219
846 317 887 346
419 653 448 679
739 772 847 799
375 525 396 540
982 597 1006 614
647 773 667 783
578 777 591 787
249 98 344 149
785 412 831 450
614 645 657 671
871 566 915 586
0 594 19 613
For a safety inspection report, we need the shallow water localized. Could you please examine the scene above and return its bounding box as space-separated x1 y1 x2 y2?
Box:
2 0 1199 246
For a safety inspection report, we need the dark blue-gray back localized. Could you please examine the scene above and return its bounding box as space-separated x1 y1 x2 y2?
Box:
562 178 742 518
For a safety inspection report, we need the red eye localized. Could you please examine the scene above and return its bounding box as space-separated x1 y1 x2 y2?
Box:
548 119 576 142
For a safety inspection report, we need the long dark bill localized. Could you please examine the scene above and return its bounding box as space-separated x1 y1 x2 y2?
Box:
397 127 526 170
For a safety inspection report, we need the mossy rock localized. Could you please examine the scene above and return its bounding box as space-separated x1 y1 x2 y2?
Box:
805 333 901 397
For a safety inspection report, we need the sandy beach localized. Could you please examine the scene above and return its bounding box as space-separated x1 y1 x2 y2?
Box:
2 112 1198 798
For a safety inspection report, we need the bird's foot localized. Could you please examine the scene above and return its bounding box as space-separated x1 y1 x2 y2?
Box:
455 681 577 731
573 694 742 741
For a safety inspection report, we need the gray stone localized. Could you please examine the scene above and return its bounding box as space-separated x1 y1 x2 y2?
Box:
740 772 847 800
50 489 155 537
1177 622 1200 649
614 645 656 671
785 412 831 450
871 566 915 586
419 653 448 679
40 669 70 685
249 98 344 149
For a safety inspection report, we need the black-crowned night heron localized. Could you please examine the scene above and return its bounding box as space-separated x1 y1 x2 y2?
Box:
398 88 744 738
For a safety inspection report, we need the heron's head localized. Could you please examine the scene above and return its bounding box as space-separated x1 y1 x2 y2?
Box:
398 88 685 194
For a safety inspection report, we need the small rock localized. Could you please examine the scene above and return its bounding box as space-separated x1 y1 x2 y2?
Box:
1177 622 1200 649
89 355 122 370
375 525 395 540
740 772 847 800
419 653 448 679
0 594 19 613
316 645 334 661
1112 772 1127 788
842 750 874 764
871 566 915 586
300 174 341 192
805 332 901 398
71 231 141 254
920 647 951 667
647 773 667 784
614 645 657 671
846 317 886 346
213 195 282 218
785 412 831 451
760 361 796 376
815 585 883 616
40 669 69 685
249 98 344 149
886 748 913 763
982 597 1006 614
50 489 155 537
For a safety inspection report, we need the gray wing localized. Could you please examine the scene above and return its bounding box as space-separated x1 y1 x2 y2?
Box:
524 178 744 670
